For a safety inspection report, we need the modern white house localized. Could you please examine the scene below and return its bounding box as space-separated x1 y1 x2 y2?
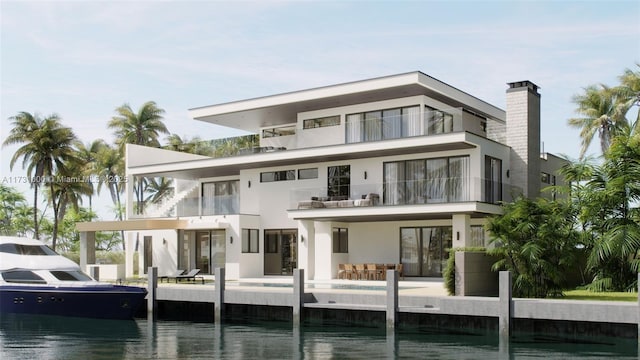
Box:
77 72 566 281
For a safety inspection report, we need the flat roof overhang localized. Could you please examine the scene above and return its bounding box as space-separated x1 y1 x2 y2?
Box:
76 219 189 232
128 132 478 179
189 72 505 131
287 202 503 222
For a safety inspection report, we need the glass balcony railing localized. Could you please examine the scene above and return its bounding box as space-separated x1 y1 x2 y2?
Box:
344 108 464 144
131 194 240 218
290 178 522 210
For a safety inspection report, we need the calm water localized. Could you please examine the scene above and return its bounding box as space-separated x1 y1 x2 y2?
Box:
0 314 636 359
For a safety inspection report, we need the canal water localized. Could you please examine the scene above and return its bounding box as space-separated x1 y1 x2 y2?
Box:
0 314 636 359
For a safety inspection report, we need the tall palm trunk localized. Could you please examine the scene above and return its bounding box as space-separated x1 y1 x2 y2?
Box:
33 184 39 240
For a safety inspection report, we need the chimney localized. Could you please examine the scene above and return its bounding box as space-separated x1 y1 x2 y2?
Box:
506 80 541 198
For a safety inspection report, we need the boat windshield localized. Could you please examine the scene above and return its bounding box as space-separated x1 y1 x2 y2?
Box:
50 270 93 281
2 270 47 284
0 243 58 256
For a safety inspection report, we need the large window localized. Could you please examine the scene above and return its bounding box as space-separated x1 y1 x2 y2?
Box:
470 226 486 247
485 156 502 204
327 165 350 198
332 228 348 253
384 156 469 205
400 227 452 276
202 180 239 215
242 229 259 253
426 106 454 135
346 106 420 143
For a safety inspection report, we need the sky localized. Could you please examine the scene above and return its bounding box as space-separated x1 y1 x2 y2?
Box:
1 0 639 220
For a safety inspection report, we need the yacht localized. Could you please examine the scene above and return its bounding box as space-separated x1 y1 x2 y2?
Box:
0 236 147 320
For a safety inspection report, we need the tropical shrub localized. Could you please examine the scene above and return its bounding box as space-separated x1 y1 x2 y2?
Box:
486 196 579 298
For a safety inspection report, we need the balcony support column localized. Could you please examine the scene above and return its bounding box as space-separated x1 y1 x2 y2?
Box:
452 214 471 248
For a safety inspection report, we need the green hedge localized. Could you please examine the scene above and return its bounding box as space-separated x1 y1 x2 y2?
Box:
443 247 486 296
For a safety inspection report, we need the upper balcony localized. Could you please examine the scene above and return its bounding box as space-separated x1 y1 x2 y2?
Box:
260 107 492 151
287 178 520 222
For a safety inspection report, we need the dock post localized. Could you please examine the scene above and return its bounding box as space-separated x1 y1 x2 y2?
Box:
214 267 225 324
499 271 512 340
386 269 398 330
147 267 158 320
293 268 304 327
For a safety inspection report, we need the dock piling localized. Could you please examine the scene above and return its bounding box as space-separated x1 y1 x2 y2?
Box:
147 267 158 320
293 269 304 326
215 267 225 324
386 269 398 329
499 271 512 340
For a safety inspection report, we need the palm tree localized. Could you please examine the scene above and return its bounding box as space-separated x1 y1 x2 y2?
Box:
75 139 106 212
47 158 93 250
95 143 126 248
3 112 77 242
108 101 168 214
568 84 629 158
582 129 640 291
614 63 640 129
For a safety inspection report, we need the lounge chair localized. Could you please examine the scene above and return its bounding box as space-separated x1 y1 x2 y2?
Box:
175 269 204 284
159 269 185 283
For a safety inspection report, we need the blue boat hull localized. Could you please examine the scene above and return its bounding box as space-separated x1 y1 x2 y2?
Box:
0 285 147 320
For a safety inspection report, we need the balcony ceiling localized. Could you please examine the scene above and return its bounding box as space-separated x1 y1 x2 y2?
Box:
189 72 505 131
287 202 503 222
129 133 477 179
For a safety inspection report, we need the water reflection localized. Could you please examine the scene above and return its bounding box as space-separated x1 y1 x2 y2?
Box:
0 314 636 359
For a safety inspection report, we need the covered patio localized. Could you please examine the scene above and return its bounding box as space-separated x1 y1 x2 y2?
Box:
75 219 188 278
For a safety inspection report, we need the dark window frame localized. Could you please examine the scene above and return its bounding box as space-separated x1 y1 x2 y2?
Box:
303 115 340 129
332 227 349 253
327 165 350 197
242 228 259 253
260 170 296 183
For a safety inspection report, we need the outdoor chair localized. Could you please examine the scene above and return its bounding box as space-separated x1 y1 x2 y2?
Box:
366 263 378 280
355 264 366 280
175 269 205 284
376 264 386 281
159 269 184 283
337 264 346 279
344 264 355 280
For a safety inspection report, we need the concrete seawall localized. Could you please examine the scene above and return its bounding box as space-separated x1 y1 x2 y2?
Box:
146 268 640 340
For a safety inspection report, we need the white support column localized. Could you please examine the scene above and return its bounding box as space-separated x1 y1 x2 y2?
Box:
126 174 135 218
79 231 96 273
313 221 333 280
452 214 471 248
125 232 135 278
297 220 315 280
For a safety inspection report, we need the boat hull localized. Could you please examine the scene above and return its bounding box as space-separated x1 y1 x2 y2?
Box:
0 285 147 320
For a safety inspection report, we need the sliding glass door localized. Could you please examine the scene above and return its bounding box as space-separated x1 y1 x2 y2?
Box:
384 156 470 205
400 227 452 277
